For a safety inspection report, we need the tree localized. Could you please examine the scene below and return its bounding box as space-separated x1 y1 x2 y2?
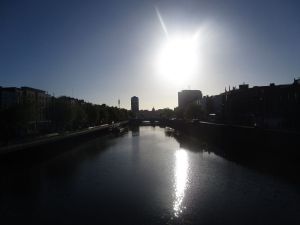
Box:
159 108 174 119
84 103 98 126
49 97 76 130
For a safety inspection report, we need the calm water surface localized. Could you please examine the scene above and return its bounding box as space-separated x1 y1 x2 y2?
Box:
0 126 299 224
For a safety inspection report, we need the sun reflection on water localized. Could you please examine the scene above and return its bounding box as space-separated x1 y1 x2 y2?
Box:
173 149 189 217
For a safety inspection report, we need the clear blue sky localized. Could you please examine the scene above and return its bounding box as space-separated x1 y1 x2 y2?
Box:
1 0 299 109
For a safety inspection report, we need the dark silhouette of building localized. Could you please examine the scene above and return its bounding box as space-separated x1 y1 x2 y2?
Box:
178 90 202 108
21 87 51 121
204 79 300 130
0 87 22 109
131 96 139 115
0 86 51 122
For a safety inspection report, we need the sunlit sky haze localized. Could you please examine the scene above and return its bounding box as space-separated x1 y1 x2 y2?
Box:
0 0 299 109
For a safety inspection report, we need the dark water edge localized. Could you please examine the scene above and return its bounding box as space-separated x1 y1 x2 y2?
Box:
0 128 111 165
164 120 300 187
168 129 300 187
0 126 299 225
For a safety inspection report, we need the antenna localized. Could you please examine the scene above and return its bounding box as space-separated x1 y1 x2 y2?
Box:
118 99 120 108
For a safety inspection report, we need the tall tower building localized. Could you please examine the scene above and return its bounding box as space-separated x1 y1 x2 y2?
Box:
131 96 139 115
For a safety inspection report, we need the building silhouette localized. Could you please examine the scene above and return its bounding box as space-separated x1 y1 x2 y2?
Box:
201 79 300 130
0 87 22 108
178 90 202 108
131 96 139 116
0 86 50 121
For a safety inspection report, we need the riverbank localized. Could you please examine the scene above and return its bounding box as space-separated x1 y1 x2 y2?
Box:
0 121 128 157
166 120 300 185
166 119 300 153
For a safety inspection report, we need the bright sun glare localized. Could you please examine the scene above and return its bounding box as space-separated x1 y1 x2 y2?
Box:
157 35 199 85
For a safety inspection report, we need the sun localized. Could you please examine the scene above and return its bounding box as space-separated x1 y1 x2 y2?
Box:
156 35 199 85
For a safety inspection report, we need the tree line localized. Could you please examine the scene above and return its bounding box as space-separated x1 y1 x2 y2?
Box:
0 96 129 145
0 95 210 145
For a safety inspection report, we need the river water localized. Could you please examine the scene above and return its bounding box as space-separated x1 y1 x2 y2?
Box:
0 126 299 225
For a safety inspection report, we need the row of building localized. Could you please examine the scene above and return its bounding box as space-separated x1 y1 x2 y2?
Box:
177 78 300 129
0 86 51 121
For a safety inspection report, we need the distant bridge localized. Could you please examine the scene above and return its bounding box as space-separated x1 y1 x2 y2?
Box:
129 118 167 125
